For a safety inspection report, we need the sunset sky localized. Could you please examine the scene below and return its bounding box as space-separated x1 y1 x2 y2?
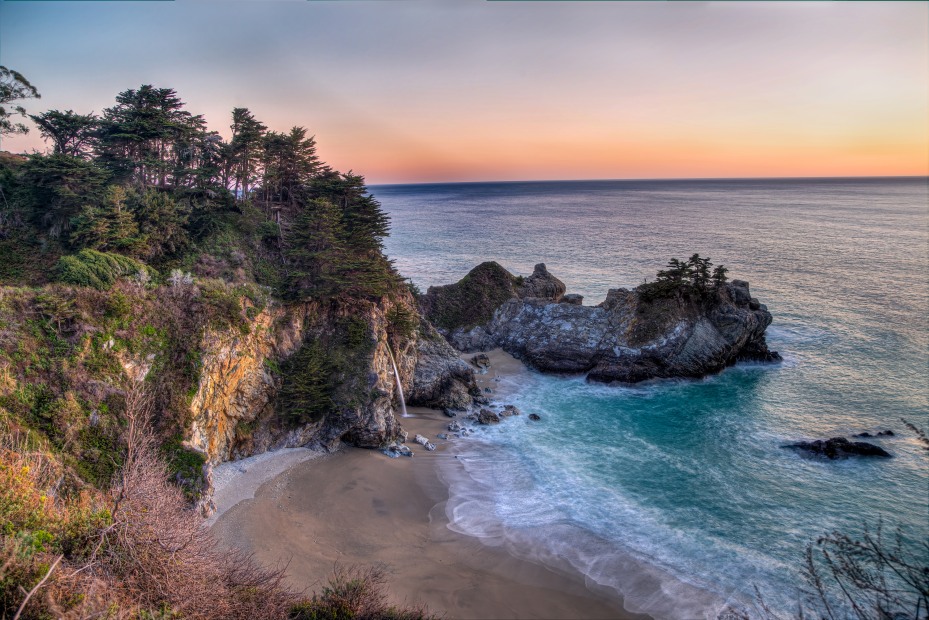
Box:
1 1 926 184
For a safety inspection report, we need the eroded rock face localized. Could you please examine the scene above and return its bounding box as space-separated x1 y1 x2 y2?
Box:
408 321 479 410
423 264 780 384
185 294 475 464
186 304 311 463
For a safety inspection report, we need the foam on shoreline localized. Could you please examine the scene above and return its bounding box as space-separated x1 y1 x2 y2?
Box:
209 392 643 618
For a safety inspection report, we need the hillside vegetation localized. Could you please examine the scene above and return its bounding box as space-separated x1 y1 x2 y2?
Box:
0 69 433 618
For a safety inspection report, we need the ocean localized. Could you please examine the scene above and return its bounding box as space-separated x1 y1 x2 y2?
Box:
371 178 929 618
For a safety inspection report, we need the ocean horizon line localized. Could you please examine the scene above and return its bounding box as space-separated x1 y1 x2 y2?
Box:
370 174 928 188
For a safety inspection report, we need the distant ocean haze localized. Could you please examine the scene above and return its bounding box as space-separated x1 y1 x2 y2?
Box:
373 177 929 618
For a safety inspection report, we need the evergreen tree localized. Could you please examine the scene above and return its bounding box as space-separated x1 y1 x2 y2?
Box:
229 108 267 199
305 171 394 297
712 264 729 287
70 185 142 253
97 85 203 187
688 253 712 290
20 153 110 239
29 109 98 157
283 198 346 299
132 188 191 259
656 257 689 286
278 340 334 424
0 66 40 139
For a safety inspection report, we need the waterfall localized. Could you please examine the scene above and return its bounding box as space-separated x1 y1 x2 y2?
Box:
385 343 409 417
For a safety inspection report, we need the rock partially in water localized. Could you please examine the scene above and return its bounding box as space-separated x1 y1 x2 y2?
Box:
421 263 780 384
528 413 541 421
383 441 413 458
470 353 491 369
477 409 501 425
448 421 464 432
414 434 437 451
500 404 521 417
443 408 458 418
783 437 891 459
437 433 449 440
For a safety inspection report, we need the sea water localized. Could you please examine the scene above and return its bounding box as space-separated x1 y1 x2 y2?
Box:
371 178 929 618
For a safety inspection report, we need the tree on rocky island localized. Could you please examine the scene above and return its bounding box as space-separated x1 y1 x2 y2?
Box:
641 254 732 300
712 264 729 287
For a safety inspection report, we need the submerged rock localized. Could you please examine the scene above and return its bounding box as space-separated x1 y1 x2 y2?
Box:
500 404 521 417
783 437 891 459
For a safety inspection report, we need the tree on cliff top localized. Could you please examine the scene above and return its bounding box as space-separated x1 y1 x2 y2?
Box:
0 66 40 139
29 109 99 157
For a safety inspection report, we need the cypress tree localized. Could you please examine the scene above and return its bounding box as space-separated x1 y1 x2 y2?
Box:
283 197 346 299
278 340 334 423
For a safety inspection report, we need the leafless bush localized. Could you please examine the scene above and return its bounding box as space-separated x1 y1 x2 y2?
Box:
46 383 299 619
800 522 929 620
290 565 438 620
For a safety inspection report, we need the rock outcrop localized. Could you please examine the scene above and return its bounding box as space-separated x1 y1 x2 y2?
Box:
421 263 780 384
419 262 564 332
783 437 892 459
185 294 477 464
406 321 480 411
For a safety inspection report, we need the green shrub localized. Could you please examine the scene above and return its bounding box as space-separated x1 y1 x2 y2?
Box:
279 340 334 425
386 305 418 342
55 249 152 290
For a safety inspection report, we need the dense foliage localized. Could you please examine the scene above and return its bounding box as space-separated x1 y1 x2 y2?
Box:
0 80 398 301
0 70 422 618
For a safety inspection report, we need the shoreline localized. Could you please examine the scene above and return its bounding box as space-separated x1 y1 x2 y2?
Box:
210 349 647 619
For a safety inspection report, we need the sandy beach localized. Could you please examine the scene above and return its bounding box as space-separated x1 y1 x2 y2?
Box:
211 350 646 619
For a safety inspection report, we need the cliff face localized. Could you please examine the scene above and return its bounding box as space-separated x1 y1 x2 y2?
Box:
184 303 310 463
185 293 477 464
422 264 779 384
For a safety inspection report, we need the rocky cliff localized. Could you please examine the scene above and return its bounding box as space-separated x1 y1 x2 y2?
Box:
421 262 780 383
185 293 477 464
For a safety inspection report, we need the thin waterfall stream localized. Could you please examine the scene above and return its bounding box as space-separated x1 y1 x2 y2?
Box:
386 343 409 417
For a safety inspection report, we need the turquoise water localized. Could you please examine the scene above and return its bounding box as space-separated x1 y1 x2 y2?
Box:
372 178 929 618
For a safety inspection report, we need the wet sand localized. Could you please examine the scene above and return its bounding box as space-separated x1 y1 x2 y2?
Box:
211 350 646 619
